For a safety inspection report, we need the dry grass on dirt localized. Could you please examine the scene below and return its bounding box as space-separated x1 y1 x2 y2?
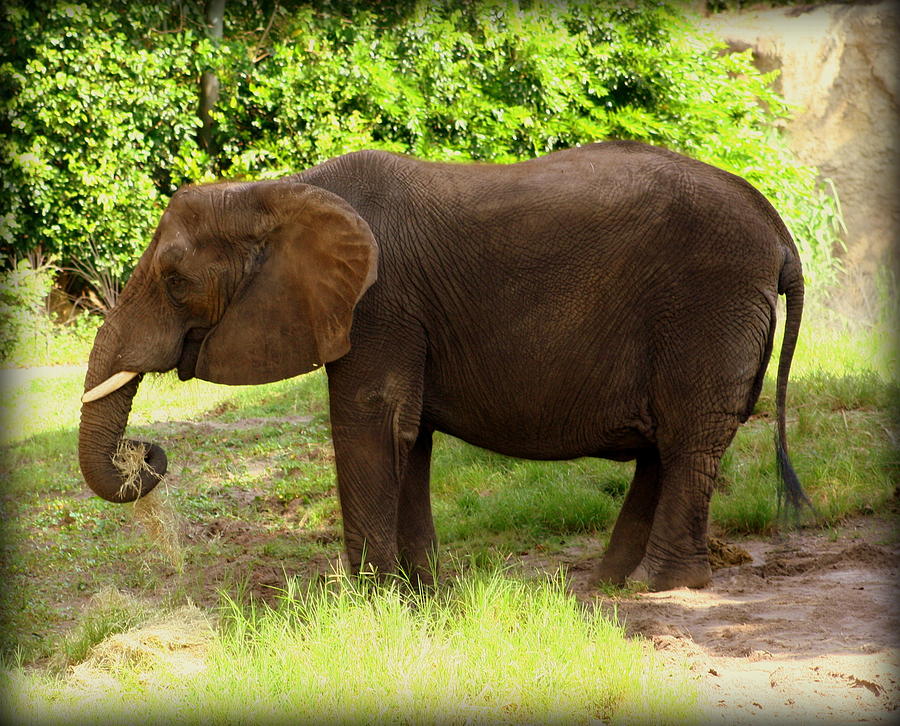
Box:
68 604 213 692
528 513 900 724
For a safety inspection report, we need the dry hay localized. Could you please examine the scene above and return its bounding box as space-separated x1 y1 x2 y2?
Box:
133 489 185 571
112 439 185 570
69 603 214 691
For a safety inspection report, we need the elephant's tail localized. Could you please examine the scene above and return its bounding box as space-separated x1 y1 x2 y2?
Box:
775 248 815 517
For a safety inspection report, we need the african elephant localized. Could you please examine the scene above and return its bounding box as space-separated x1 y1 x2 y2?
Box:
79 141 808 591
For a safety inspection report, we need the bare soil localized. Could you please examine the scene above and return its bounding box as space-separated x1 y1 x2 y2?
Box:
542 515 900 723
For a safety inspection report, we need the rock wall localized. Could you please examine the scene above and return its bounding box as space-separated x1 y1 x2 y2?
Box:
700 1 899 310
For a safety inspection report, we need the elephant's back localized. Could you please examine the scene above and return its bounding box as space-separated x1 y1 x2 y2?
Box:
406 143 786 457
303 143 789 272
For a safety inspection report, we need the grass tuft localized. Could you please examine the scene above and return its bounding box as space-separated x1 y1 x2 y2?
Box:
67 604 213 691
199 568 698 724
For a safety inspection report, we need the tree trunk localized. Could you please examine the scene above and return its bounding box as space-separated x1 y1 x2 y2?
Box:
198 0 226 154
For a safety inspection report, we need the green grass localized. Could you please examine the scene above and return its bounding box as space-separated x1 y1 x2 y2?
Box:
708 301 898 533
433 440 627 545
0 298 895 721
2 312 102 369
0 571 699 725
203 571 697 725
712 369 895 533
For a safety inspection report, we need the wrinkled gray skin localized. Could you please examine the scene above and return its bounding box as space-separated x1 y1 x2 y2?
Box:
79 141 806 591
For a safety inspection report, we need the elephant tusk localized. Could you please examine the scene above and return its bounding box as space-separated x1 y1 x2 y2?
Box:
81 371 140 403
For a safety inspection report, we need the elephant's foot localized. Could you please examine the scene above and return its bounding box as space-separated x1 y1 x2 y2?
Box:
398 537 438 591
627 556 711 592
398 558 436 591
592 551 642 587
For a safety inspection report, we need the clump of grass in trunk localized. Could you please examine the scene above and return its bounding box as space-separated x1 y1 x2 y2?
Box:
112 440 184 571
110 439 161 500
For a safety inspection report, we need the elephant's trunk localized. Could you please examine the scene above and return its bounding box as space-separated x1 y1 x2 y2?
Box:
78 325 167 503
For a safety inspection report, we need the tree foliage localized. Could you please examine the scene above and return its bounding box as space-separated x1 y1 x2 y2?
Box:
1 0 844 289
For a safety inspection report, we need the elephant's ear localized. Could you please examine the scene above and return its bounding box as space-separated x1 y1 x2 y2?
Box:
195 182 377 385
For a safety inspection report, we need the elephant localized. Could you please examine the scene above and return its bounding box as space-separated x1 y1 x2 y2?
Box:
79 140 809 592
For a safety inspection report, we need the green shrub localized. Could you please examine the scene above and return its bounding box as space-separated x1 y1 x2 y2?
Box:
2 0 844 292
0 258 56 361
1 3 213 279
0 257 102 366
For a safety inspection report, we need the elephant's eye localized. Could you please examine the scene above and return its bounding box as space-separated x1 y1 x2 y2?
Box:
165 273 191 300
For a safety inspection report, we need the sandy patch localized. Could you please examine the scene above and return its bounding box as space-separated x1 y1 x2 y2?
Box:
554 515 900 723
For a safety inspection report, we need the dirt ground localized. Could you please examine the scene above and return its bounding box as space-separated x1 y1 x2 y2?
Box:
544 515 900 724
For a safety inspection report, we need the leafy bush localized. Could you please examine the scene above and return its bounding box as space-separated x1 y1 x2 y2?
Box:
707 0 832 12
0 257 101 366
0 258 56 361
1 3 212 280
2 0 844 293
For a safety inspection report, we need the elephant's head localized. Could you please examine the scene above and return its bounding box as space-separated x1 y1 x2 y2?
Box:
78 180 377 503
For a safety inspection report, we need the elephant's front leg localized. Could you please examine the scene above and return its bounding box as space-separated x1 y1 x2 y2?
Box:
328 372 426 578
396 427 437 587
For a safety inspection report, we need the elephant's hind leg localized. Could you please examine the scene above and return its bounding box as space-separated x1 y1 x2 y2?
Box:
627 433 737 591
593 450 661 586
396 427 438 588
